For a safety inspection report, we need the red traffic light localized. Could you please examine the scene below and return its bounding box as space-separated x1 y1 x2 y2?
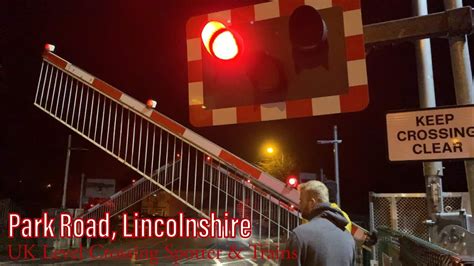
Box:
201 21 226 53
212 30 239 60
201 21 240 60
286 176 299 188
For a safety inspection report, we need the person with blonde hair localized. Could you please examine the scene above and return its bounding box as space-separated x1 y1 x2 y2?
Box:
280 180 355 266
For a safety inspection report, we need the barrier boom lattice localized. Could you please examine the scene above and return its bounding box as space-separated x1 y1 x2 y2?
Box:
34 48 368 245
35 49 302 245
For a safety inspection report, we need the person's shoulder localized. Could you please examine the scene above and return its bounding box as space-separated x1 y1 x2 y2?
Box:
293 217 327 234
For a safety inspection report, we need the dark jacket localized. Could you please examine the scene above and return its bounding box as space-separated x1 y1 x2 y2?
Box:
280 203 355 266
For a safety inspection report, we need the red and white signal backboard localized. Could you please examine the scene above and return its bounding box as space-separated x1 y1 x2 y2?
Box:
186 0 368 127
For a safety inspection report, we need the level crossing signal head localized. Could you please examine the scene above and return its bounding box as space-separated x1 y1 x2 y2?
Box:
286 175 299 188
186 0 368 127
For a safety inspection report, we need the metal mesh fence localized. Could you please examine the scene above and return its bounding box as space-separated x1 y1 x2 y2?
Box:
396 197 429 239
372 197 392 230
370 193 466 241
444 197 463 212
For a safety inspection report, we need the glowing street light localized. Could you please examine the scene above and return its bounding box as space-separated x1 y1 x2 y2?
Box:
261 141 278 157
266 147 274 154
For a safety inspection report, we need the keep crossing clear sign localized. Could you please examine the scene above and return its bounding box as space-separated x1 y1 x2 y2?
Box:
386 105 474 161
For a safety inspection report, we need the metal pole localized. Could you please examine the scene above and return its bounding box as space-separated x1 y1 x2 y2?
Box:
413 0 444 226
79 173 85 208
444 0 474 214
62 134 72 209
333 125 341 206
317 127 342 206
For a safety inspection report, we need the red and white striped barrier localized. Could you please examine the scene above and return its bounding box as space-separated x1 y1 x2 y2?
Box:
42 48 369 243
42 50 300 207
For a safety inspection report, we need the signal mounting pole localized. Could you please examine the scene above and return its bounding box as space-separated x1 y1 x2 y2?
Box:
413 0 444 240
444 0 474 214
317 125 342 206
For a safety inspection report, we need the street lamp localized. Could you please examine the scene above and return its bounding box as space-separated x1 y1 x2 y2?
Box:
317 125 342 207
261 141 278 157
62 134 88 209
266 146 274 154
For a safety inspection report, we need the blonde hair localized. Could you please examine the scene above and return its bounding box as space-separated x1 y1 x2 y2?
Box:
298 180 329 203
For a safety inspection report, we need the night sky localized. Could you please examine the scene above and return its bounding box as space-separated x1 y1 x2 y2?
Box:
2 0 474 218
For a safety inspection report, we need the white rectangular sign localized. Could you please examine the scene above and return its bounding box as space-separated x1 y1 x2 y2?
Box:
386 106 474 161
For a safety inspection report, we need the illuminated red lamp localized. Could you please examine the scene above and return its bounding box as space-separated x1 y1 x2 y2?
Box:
44 43 55 52
146 99 157 109
286 175 299 188
201 21 241 60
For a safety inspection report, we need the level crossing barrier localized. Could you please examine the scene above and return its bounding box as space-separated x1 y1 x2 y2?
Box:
34 48 302 246
35 47 373 252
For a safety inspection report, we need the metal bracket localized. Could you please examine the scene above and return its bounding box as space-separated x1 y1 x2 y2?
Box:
364 6 474 47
